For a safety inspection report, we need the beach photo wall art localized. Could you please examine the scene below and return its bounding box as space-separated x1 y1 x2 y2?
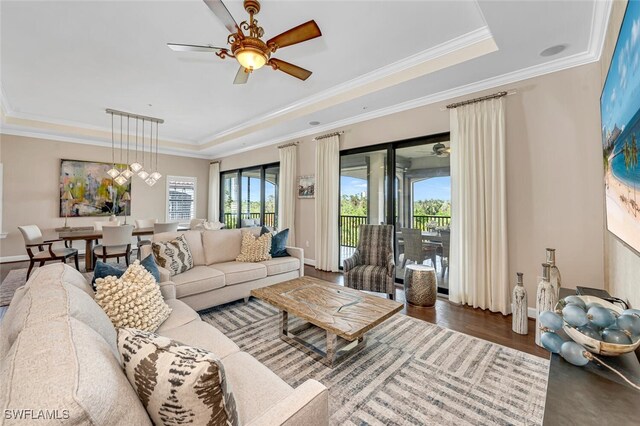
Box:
298 175 315 198
601 0 640 253
59 159 131 217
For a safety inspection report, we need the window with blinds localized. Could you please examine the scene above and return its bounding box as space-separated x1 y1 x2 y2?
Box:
167 176 196 222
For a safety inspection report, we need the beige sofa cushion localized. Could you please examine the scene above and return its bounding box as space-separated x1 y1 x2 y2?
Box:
172 266 225 298
158 320 240 359
156 299 201 332
203 229 243 264
153 230 205 266
260 257 301 276
211 262 267 286
0 317 151 425
221 351 293 425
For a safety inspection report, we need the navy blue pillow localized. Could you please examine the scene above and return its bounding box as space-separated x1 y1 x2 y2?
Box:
261 226 290 258
91 261 125 290
141 254 161 283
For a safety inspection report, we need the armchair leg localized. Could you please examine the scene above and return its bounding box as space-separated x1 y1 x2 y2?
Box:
26 261 35 280
388 292 395 301
74 253 79 270
125 253 130 266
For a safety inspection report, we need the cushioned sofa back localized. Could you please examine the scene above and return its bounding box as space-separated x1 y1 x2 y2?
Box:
202 229 246 264
152 230 205 266
0 264 151 425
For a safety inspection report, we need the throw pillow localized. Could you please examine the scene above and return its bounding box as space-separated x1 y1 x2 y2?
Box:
94 260 172 332
203 221 224 230
151 234 194 276
92 261 125 289
260 227 290 258
140 254 161 282
236 231 272 262
118 328 239 426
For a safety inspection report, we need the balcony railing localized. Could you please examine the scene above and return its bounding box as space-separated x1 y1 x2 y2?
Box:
339 214 451 249
222 212 276 229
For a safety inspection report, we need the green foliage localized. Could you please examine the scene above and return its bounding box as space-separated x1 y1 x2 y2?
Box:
340 193 367 216
413 199 451 217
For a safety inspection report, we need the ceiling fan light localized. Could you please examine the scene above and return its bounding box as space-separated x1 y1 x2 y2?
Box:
130 162 143 173
120 168 134 179
138 169 150 180
150 171 162 180
107 167 121 179
236 47 267 70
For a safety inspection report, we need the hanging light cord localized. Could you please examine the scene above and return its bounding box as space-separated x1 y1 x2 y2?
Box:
126 117 130 165
135 118 139 162
119 115 123 169
141 119 145 167
155 120 159 171
111 113 115 166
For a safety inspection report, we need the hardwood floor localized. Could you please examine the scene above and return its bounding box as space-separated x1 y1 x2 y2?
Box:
306 266 548 358
0 260 547 358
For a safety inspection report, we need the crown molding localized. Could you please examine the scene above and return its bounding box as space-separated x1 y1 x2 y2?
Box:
212 38 611 159
588 0 613 61
198 26 497 147
0 126 212 160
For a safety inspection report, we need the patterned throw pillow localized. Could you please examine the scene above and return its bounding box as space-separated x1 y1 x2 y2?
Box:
94 260 172 332
118 328 239 426
236 231 272 262
152 234 194 276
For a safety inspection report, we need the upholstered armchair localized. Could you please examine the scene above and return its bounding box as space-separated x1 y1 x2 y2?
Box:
343 224 396 299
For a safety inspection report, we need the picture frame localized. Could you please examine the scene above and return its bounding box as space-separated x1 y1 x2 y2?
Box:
298 175 315 199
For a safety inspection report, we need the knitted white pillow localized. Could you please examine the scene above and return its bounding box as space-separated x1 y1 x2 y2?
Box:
94 260 172 332
236 231 272 262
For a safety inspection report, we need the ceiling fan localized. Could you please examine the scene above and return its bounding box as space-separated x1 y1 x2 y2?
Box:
168 0 322 84
432 143 451 157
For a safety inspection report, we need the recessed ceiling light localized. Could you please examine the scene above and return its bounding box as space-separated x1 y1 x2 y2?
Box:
309 121 320 126
362 106 368 110
540 44 568 57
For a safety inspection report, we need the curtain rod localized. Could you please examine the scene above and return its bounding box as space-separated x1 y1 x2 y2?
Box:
278 141 299 149
106 108 165 124
313 131 344 141
210 160 220 165
445 90 515 110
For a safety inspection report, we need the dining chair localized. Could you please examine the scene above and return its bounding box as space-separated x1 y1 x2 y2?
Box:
154 222 179 234
19 225 79 279
94 221 120 231
134 218 158 254
92 225 133 266
439 230 451 277
400 228 437 268
189 218 206 230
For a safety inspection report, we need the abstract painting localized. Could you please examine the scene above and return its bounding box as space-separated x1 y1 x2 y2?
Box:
298 175 315 198
601 1 640 253
59 159 131 217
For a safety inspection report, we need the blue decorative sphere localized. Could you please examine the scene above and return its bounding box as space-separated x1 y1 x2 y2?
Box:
563 304 589 327
540 311 564 331
560 341 590 366
564 296 586 310
587 306 616 328
541 332 564 353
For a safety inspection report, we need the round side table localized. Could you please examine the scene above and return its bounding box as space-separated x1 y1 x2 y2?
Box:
404 264 437 307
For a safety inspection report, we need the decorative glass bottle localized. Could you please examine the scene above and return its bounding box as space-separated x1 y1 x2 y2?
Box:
512 272 528 335
546 248 562 299
535 263 557 346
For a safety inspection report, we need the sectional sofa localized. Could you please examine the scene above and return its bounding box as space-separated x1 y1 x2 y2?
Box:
0 264 328 425
140 228 304 311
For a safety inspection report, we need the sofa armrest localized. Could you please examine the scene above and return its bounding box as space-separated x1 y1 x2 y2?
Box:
139 243 152 260
285 246 305 277
343 250 361 272
157 265 172 283
246 380 328 426
158 281 176 300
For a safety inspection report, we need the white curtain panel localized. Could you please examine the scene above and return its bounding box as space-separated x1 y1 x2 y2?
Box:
208 162 220 222
278 145 297 245
449 97 509 314
315 135 340 272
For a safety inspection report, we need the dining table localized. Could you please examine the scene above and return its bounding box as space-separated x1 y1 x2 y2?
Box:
57 225 189 271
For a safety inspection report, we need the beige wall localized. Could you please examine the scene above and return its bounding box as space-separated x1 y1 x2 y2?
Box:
218 62 607 308
0 134 210 258
601 0 640 308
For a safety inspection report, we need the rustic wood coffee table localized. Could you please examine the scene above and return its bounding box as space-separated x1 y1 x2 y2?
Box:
251 276 403 367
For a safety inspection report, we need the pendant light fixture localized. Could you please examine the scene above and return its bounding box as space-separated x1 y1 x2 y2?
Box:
120 117 134 179
137 118 150 180
107 113 121 179
130 118 143 173
106 108 164 186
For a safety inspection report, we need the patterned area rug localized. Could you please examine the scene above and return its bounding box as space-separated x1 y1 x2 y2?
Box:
200 299 549 426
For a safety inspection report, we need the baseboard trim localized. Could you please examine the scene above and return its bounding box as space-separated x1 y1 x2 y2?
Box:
528 307 537 319
304 258 316 267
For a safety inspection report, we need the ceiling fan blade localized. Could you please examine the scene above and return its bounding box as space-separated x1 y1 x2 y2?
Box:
203 0 239 33
266 20 321 50
233 66 250 85
268 58 312 81
167 43 225 52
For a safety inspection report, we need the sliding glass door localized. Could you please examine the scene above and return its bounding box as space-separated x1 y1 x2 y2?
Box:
339 149 388 266
338 133 451 294
222 171 239 228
